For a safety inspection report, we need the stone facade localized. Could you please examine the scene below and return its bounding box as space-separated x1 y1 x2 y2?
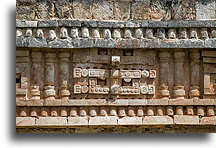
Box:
16 0 216 133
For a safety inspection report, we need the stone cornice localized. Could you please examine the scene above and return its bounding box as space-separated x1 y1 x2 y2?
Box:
16 20 216 49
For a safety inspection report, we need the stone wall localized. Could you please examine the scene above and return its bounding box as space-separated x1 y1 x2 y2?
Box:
16 0 215 21
16 0 216 133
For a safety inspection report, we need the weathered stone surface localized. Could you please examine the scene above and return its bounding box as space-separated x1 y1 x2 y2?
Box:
174 115 199 125
193 99 215 105
16 117 36 127
172 0 196 20
118 117 142 125
38 21 58 27
73 0 93 19
200 117 216 125
143 116 173 125
44 100 62 106
131 0 151 20
113 0 130 21
128 99 148 106
196 0 215 19
36 117 67 126
151 0 171 20
169 99 193 106
89 117 118 125
148 99 168 105
68 117 88 126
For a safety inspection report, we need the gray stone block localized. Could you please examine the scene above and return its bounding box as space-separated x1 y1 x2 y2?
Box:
205 39 216 48
97 21 114 28
148 21 167 28
167 20 190 28
27 38 47 48
148 99 168 105
94 38 116 48
112 22 125 28
89 117 118 125
174 115 199 125
36 117 67 126
128 99 148 106
169 99 194 105
189 20 214 28
200 116 216 125
179 39 205 48
16 37 27 47
143 116 173 125
47 39 73 48
196 0 215 20
73 38 94 48
16 117 36 127
118 117 143 125
58 20 81 27
16 21 38 27
38 21 58 27
68 117 88 126
141 21 149 27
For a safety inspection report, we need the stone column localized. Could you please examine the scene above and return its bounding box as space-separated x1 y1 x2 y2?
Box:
59 53 71 100
44 53 56 100
189 51 200 99
173 51 185 99
158 51 170 99
30 52 43 100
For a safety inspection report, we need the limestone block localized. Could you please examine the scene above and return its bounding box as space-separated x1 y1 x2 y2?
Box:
92 0 114 20
113 0 130 20
196 0 215 19
150 0 171 20
128 99 148 106
172 0 196 20
193 99 215 105
143 116 173 125
174 115 199 125
36 117 67 126
118 117 142 125
131 0 151 20
38 21 58 27
200 116 216 125
148 99 168 106
89 117 118 125
73 0 93 19
68 117 88 126
169 99 194 105
16 117 36 127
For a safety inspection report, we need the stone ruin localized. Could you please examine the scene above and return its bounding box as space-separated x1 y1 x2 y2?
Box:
16 0 216 133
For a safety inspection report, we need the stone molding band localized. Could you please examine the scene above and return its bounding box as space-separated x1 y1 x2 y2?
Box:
16 20 215 49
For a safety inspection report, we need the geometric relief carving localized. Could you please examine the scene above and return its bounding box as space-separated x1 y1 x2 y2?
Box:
74 68 156 95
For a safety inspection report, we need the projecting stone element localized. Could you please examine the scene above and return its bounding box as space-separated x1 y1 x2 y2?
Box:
158 29 165 39
146 29 154 39
92 28 100 38
189 86 200 99
61 107 68 117
30 107 37 117
157 107 164 116
41 107 48 117
158 85 169 99
186 106 194 115
174 115 199 125
197 106 205 117
190 28 198 39
147 107 154 116
48 30 56 41
90 107 97 117
16 29 22 37
100 107 108 116
173 85 185 99
70 108 78 117
30 85 40 100
79 108 87 117
16 117 35 127
110 107 117 116
207 106 215 116
25 29 32 37
168 29 176 39
113 29 121 39
128 107 135 117
166 106 174 116
44 85 55 100
60 28 68 39
70 28 79 38
103 29 111 39
137 107 144 117
111 56 120 66
36 29 44 38
135 29 143 39
118 107 126 117
59 82 70 100
179 28 187 39
20 108 27 117
176 106 183 115
124 29 132 38
200 28 209 39
81 27 89 38
51 107 58 117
